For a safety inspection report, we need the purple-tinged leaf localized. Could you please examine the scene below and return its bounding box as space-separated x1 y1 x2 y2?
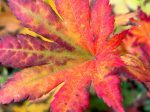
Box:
0 34 84 68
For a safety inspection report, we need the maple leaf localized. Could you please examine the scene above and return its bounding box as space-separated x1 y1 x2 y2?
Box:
0 0 127 112
115 12 137 26
0 12 21 35
119 10 150 96
138 9 150 22
121 54 150 95
130 20 150 45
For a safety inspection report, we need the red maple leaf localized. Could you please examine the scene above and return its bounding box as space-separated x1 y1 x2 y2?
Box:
0 0 127 112
120 10 150 96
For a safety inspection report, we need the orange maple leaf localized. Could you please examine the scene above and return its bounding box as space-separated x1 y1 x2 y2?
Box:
120 10 150 97
0 0 127 112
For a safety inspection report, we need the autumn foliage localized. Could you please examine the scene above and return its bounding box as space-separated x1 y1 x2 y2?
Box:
0 0 150 112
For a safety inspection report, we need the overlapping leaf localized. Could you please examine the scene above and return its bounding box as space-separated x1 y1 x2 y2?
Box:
121 54 150 95
138 10 150 21
120 11 150 96
0 12 21 35
130 21 150 45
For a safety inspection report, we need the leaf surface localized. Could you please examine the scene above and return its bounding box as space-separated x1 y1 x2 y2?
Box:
91 0 114 54
91 31 126 112
121 54 150 95
44 0 63 21
120 19 150 95
0 34 86 68
92 75 124 112
8 0 58 36
55 0 91 50
0 65 64 104
130 20 150 45
0 12 21 35
0 0 128 112
51 62 92 112
8 0 91 52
